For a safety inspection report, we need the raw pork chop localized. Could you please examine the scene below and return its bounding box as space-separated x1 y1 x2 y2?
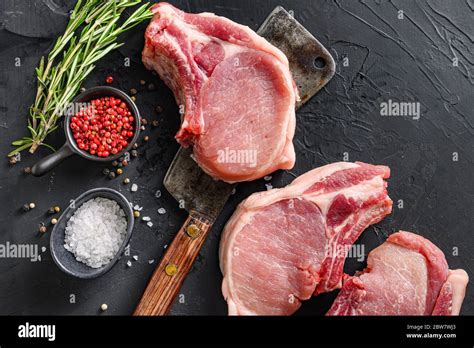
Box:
219 162 393 315
143 3 298 183
327 231 469 315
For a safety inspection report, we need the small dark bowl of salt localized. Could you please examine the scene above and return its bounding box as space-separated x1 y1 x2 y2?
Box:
50 187 134 279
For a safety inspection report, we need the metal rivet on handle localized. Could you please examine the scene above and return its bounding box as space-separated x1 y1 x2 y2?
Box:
165 264 177 276
186 224 200 238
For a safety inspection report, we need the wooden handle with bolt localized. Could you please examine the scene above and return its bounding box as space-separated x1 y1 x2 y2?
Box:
133 211 213 316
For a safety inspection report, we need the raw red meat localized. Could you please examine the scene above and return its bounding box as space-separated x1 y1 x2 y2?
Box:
219 162 392 315
327 231 469 315
143 3 298 183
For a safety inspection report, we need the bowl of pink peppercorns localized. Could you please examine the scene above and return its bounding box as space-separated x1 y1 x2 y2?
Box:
31 86 141 176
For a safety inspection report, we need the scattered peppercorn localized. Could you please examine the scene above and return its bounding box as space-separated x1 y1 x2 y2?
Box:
155 105 163 114
48 207 55 214
29 202 36 209
9 156 18 165
147 83 155 91
131 96 136 102
133 210 140 218
116 168 123 175
39 225 47 233
130 88 137 95
133 143 139 149
105 75 114 84
54 206 60 213
131 150 138 157
141 118 148 125
51 218 58 225
22 204 30 212
111 161 118 167
139 79 146 85
103 168 110 175
108 171 116 179
123 178 130 184
152 120 159 127
144 136 149 142
80 87 86 93
23 166 32 174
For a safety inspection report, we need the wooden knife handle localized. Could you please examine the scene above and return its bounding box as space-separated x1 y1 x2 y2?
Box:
133 211 213 316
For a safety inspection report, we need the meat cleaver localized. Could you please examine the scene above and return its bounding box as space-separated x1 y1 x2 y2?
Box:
133 6 335 316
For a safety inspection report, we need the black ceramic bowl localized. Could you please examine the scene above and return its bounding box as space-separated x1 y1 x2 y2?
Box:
50 188 134 279
32 86 141 176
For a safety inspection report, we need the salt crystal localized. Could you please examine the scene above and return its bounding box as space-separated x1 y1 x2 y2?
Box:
131 184 138 192
41 246 46 253
147 221 153 228
64 197 127 269
231 188 236 195
164 244 168 249
265 183 273 191
148 259 154 264
133 204 140 210
132 255 138 261
127 260 132 267
264 175 272 181
38 255 42 262
142 216 151 222
155 190 162 198
157 208 166 215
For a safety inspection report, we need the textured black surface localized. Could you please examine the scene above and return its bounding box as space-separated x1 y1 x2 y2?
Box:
0 0 472 315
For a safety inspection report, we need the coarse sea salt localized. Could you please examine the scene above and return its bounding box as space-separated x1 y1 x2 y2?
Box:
64 197 127 268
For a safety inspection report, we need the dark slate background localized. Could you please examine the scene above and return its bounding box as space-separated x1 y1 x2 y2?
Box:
0 0 472 315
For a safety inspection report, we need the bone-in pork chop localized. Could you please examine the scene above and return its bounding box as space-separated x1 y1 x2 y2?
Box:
143 3 298 183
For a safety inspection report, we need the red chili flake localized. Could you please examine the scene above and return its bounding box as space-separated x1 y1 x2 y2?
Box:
70 96 134 158
105 75 114 84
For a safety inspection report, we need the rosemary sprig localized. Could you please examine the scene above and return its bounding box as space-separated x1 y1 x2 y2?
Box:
9 0 152 157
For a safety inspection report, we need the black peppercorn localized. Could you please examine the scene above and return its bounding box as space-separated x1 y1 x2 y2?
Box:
130 88 137 95
131 150 138 157
22 204 30 212
103 168 110 175
111 161 118 167
155 105 163 114
23 166 32 174
108 171 116 179
147 83 155 91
